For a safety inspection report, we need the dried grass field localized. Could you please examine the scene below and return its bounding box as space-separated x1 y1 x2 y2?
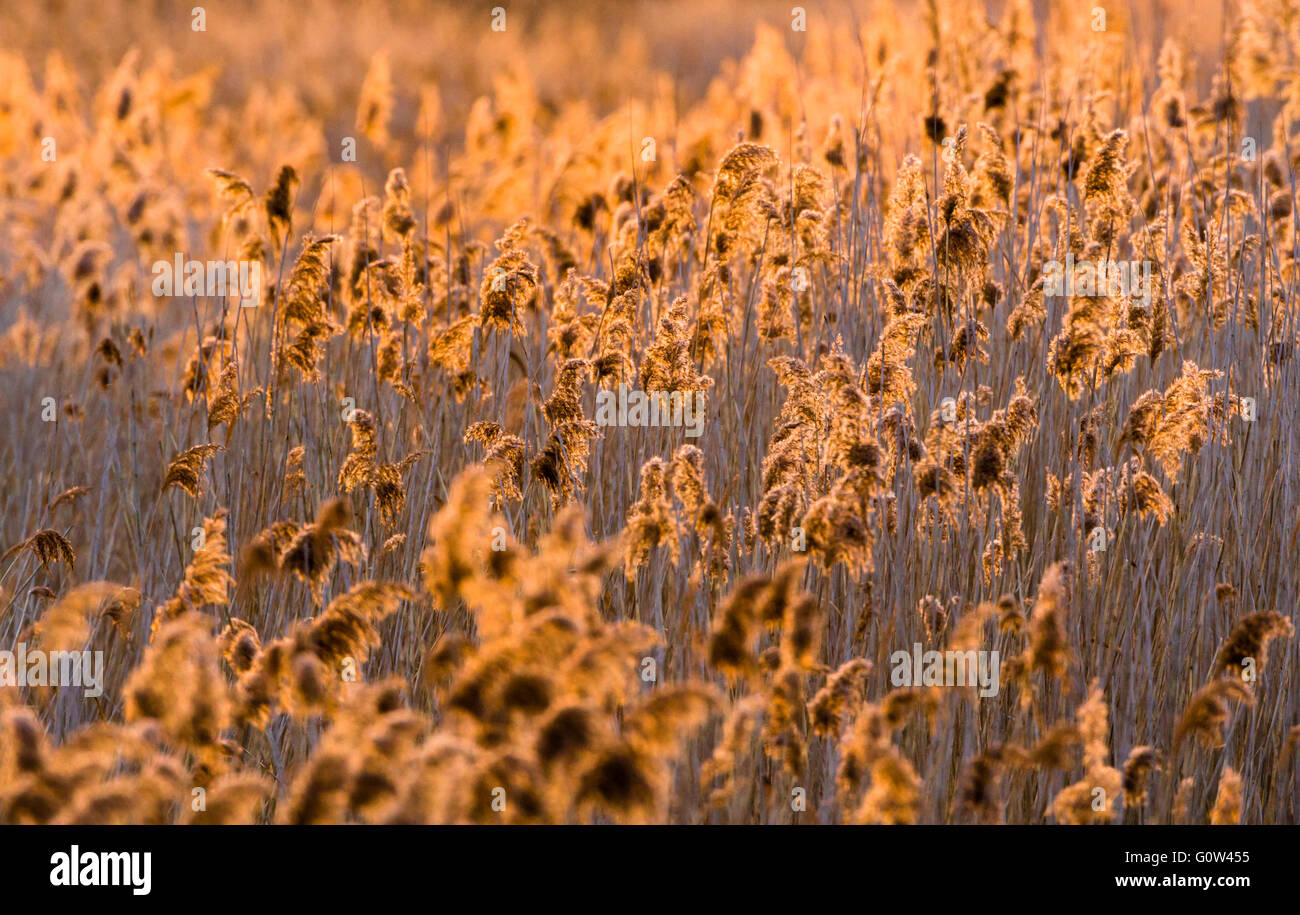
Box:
0 0 1297 825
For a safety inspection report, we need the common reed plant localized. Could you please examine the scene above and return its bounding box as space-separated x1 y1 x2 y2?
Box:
0 0 1296 824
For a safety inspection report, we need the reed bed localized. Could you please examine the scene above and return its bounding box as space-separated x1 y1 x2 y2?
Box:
0 0 1296 824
